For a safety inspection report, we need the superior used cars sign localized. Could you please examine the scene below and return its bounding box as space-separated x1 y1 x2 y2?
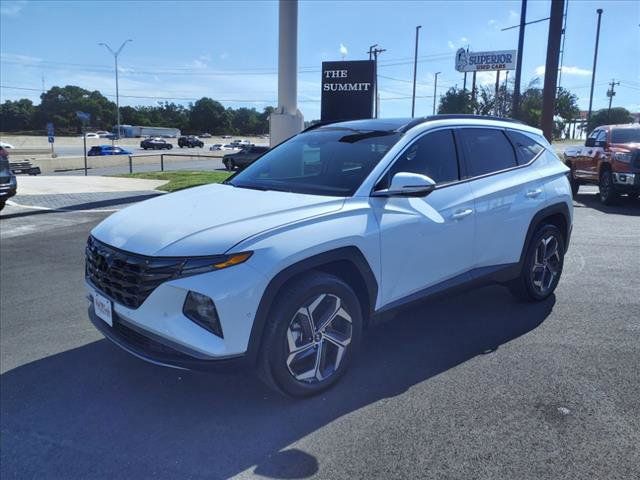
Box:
455 48 517 72
321 60 375 122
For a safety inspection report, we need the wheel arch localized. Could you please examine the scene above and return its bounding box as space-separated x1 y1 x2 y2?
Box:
519 203 571 268
245 246 378 365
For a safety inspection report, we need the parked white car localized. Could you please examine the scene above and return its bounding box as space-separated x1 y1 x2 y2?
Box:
0 141 15 149
86 115 573 397
84 132 100 139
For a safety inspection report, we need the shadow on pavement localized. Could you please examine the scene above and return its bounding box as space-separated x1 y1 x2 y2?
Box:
1 286 554 479
1 193 162 220
574 190 640 216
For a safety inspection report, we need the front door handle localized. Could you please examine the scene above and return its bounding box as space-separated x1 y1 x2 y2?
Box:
452 208 473 220
525 188 543 199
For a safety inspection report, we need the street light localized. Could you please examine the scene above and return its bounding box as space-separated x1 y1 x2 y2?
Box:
411 25 422 118
433 72 441 115
99 39 132 141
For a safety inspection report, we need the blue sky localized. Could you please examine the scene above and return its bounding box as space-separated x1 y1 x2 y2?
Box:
1 0 638 120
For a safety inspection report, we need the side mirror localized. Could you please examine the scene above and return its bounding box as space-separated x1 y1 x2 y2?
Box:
585 138 595 147
372 172 436 198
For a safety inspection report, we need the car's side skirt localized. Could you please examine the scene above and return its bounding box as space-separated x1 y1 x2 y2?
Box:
372 263 520 321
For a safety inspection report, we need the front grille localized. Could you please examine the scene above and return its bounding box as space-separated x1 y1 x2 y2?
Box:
86 236 184 309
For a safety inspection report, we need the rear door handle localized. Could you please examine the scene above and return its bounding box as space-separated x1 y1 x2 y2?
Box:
451 208 473 220
525 188 543 199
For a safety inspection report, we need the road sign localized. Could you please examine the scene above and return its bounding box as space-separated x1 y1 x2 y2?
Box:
48 136 54 144
455 48 517 72
46 122 54 137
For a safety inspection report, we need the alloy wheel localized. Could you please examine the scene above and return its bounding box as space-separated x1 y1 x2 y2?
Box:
531 234 561 295
285 293 353 383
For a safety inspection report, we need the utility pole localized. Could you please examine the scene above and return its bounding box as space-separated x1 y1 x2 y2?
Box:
433 72 441 115
587 9 603 124
540 0 565 142
99 39 133 141
606 79 620 121
369 45 386 118
557 0 569 90
512 0 527 118
411 26 422 118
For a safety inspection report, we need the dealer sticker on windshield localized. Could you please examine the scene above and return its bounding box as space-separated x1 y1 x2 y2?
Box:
93 291 113 327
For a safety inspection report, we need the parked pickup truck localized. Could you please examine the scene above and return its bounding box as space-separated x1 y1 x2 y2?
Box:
222 145 269 171
563 124 640 204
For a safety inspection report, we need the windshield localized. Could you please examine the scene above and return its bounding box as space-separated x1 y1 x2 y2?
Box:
228 128 402 196
611 128 640 144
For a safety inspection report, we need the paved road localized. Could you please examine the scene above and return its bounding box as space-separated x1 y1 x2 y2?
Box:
1 189 639 479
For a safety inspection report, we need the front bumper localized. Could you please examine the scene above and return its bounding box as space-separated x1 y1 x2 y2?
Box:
0 185 17 200
88 305 249 371
612 172 640 193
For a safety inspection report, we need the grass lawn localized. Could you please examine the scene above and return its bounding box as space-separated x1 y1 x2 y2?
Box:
115 171 232 192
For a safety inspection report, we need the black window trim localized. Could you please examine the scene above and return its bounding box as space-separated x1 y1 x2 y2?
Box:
371 127 462 193
370 125 545 196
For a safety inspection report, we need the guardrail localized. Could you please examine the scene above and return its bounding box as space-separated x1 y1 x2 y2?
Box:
126 152 222 173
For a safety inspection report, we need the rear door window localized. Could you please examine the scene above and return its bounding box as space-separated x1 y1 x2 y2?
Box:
505 130 544 165
457 128 518 177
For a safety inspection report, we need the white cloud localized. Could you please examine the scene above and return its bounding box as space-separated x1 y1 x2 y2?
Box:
0 0 26 17
535 65 592 77
460 37 469 44
447 41 456 51
508 10 519 23
339 43 348 58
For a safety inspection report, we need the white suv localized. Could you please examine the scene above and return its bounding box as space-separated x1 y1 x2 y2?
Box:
86 115 573 396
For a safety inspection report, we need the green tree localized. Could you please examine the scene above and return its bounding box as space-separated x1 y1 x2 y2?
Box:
189 97 229 134
36 85 116 132
437 87 474 114
0 99 36 131
587 107 633 134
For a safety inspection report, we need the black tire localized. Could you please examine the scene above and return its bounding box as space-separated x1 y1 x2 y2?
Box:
599 168 619 205
226 160 235 171
568 165 580 197
258 271 363 397
509 224 565 302
0 200 5 211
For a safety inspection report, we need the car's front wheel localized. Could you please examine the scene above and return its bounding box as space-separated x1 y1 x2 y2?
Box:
509 224 565 302
599 169 619 205
259 271 363 397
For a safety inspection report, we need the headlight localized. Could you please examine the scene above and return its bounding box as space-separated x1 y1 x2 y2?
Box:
612 152 632 163
183 291 223 337
180 252 252 276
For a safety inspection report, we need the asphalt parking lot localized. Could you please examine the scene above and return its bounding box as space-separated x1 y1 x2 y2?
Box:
1 187 639 479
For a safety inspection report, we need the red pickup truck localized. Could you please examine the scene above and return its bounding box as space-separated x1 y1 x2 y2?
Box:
563 124 640 204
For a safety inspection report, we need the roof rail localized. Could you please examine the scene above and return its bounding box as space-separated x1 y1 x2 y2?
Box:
398 114 525 133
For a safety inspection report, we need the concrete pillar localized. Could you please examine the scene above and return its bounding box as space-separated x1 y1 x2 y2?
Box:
270 0 304 147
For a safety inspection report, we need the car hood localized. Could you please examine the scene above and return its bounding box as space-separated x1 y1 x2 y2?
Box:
91 183 345 256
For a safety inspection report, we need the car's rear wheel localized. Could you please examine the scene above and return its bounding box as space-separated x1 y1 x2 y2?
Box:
259 271 362 397
226 159 235 171
509 224 565 302
599 169 618 205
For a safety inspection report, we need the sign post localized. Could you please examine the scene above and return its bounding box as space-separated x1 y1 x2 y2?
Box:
46 122 55 157
76 111 91 176
321 60 375 123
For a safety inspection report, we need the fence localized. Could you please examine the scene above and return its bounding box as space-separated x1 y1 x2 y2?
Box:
125 152 223 174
